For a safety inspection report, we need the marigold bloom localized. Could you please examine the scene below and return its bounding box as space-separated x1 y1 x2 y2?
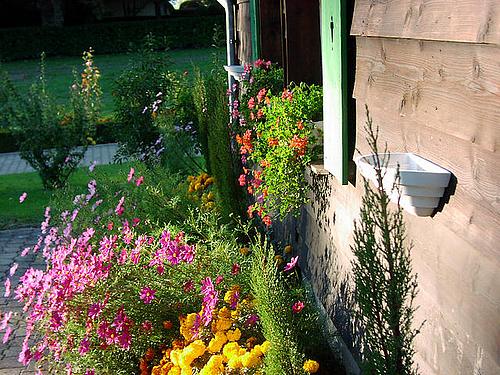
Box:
163 320 173 330
303 359 320 373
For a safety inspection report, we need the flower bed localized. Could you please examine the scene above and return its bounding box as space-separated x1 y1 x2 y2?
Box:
1 162 336 374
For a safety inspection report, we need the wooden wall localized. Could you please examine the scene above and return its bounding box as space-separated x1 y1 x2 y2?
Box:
281 1 500 374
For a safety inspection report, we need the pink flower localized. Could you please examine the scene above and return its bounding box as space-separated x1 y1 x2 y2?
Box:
4 278 11 298
132 218 141 227
19 192 27 203
115 196 125 216
215 275 224 285
135 176 144 186
284 256 299 272
245 314 259 327
127 168 135 182
292 301 305 314
139 286 156 304
141 320 152 332
9 263 18 277
2 326 12 343
88 303 104 320
0 311 12 330
89 161 97 172
79 337 90 355
231 263 241 275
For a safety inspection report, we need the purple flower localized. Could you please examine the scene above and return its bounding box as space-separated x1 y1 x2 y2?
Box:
283 256 299 272
19 192 27 203
89 161 97 172
88 303 104 320
139 286 156 304
79 337 90 355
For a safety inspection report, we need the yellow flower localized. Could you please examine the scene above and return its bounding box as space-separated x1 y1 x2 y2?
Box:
208 331 228 353
227 355 243 369
168 366 181 375
303 359 320 373
199 355 225 375
239 247 250 255
222 341 242 359
206 192 215 201
226 328 241 342
215 317 232 332
284 244 293 254
241 352 262 368
260 341 271 354
251 345 263 357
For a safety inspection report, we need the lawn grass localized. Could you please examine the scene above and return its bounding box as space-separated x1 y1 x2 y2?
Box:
2 47 224 116
0 163 132 229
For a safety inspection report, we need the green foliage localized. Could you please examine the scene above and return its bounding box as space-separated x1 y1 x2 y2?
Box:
250 239 326 375
352 107 421 375
0 16 224 61
0 51 101 189
192 61 243 220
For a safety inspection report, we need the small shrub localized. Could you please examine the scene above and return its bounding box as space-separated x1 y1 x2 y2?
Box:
0 50 100 189
352 107 421 374
192 62 244 220
112 34 177 162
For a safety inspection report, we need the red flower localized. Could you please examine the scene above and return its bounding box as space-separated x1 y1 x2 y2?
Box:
297 120 304 130
292 301 305 314
262 215 272 227
238 174 247 186
231 263 241 275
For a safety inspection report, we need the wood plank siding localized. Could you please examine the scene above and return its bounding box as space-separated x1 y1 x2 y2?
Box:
290 1 500 374
351 0 500 45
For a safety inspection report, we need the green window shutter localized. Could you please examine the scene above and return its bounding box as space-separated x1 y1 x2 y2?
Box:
321 0 348 184
250 0 261 61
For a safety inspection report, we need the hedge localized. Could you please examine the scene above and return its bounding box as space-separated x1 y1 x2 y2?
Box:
0 119 118 154
0 15 224 62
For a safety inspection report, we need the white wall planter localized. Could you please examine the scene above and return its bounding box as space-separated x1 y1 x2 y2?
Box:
224 65 245 81
355 153 451 217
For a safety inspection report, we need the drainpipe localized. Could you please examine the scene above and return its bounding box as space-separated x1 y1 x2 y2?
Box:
217 0 237 106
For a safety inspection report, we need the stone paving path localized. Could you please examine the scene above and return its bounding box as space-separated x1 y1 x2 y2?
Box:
0 228 44 374
0 143 119 175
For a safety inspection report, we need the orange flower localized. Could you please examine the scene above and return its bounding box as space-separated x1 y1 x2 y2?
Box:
262 215 272 227
268 138 279 147
163 320 173 330
289 135 308 156
260 160 270 168
297 120 304 130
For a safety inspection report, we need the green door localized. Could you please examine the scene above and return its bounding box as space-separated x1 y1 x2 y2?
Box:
321 0 348 184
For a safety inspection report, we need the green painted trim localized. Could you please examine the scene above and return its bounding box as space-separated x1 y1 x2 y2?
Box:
249 0 261 61
340 0 348 185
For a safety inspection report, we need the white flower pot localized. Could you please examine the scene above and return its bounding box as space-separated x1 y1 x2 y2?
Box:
355 153 451 217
